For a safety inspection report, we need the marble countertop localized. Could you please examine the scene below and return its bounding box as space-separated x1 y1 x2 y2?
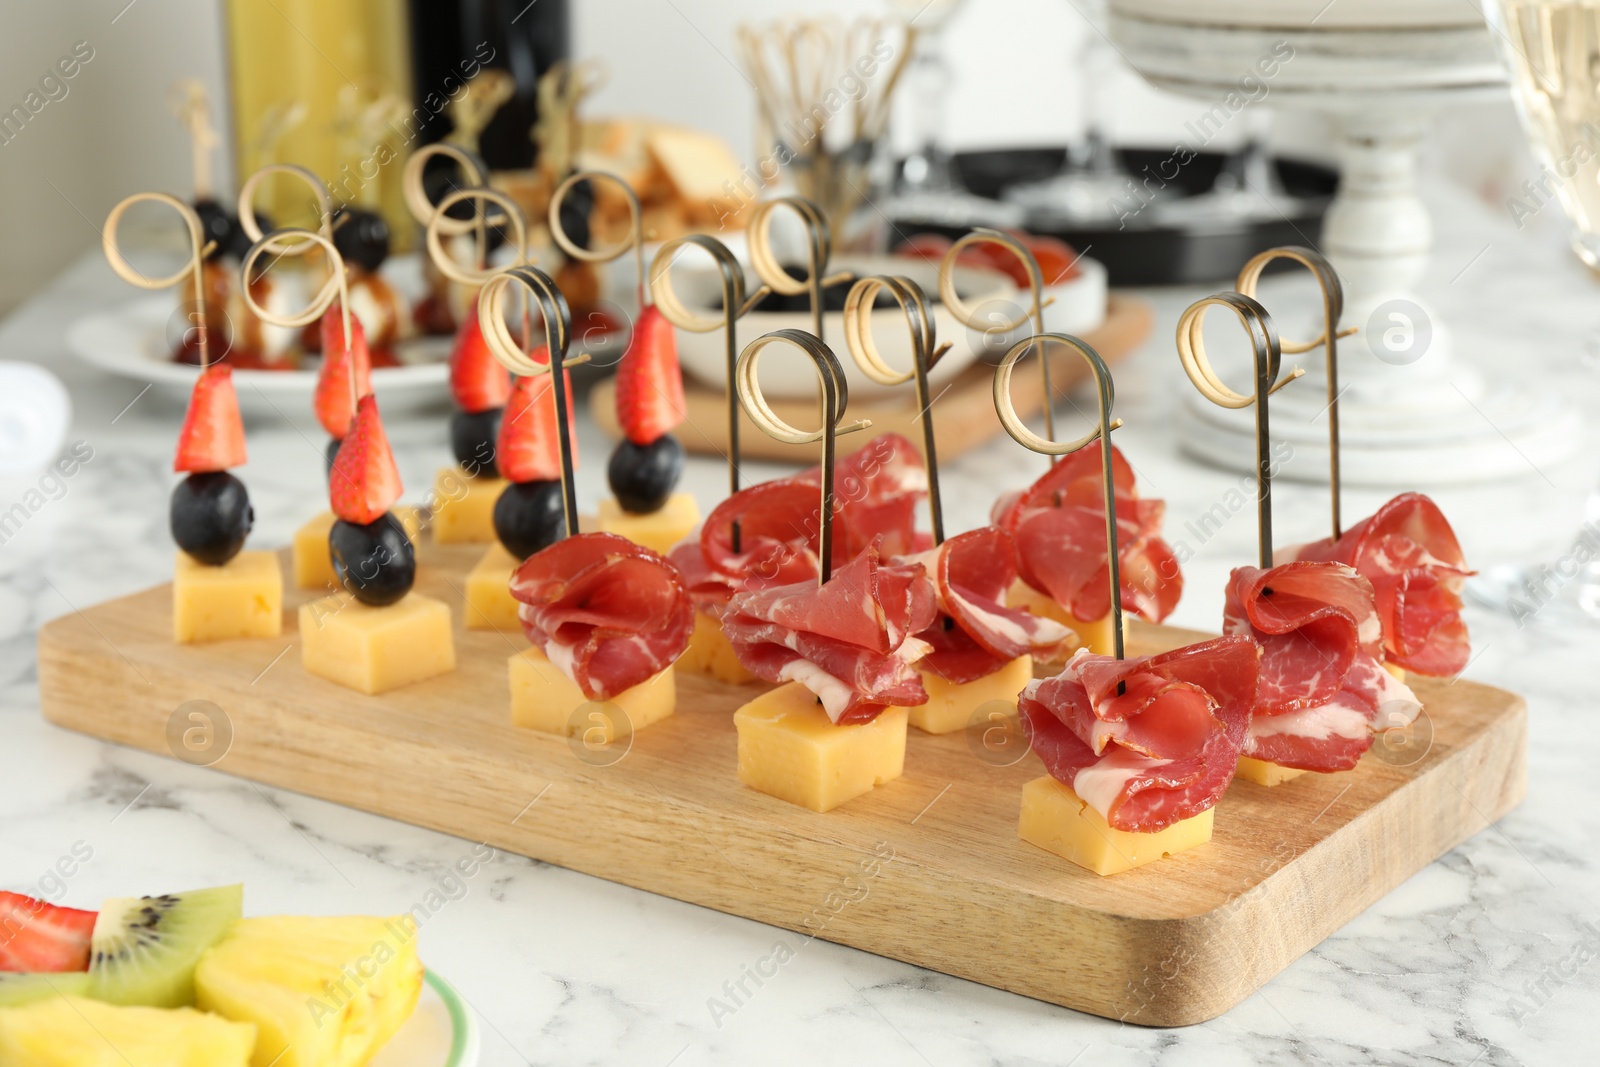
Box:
4 183 1598 1066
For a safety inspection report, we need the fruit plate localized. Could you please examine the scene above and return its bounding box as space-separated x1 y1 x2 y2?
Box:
36 544 1527 1027
376 971 479 1067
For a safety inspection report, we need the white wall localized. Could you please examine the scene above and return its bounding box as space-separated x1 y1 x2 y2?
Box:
0 0 1536 315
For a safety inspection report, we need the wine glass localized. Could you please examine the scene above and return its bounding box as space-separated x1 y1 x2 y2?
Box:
1479 0 1600 621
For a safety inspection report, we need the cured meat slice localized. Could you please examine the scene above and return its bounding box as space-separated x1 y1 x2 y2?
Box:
1287 493 1471 676
511 532 693 700
723 541 939 724
1018 635 1260 832
898 526 1074 684
994 444 1181 623
1224 561 1421 771
794 432 930 559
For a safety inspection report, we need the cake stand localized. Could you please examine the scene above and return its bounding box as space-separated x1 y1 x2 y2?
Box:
1108 1 1579 485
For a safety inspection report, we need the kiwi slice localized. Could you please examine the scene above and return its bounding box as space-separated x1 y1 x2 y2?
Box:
85 884 242 1007
0 971 90 1006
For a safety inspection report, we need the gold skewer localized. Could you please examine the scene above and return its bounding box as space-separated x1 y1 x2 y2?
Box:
401 143 491 247
424 186 532 285
478 266 588 539
747 196 853 343
842 274 951 544
1234 247 1352 542
993 333 1125 660
1175 292 1302 569
104 193 217 368
939 228 1057 464
239 229 359 415
736 329 870 584
649 235 772 499
237 163 333 246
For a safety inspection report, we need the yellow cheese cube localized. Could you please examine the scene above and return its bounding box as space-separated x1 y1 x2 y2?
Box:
597 492 700 555
908 654 1033 734
1384 662 1406 683
734 682 908 812
1005 578 1123 656
1233 755 1308 787
430 466 507 544
465 542 523 632
1018 776 1213 876
509 645 675 739
291 508 423 591
298 593 455 694
678 610 758 685
173 550 283 644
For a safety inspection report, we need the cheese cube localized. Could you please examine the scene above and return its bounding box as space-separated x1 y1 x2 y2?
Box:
509 645 675 739
1018 776 1213 876
430 466 507 544
298 593 455 694
1384 662 1406 683
678 610 758 685
1006 578 1122 656
908 654 1033 734
734 682 908 812
1233 755 1308 787
292 508 423 590
597 492 700 555
465 542 523 632
173 550 283 643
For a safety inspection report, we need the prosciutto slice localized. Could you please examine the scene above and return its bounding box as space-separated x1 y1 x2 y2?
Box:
723 541 939 724
1224 561 1420 771
1286 493 1471 676
511 532 693 700
1018 635 1260 832
670 432 931 615
897 526 1074 685
993 445 1181 624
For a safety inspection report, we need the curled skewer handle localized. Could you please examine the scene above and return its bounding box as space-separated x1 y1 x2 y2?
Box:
104 192 215 367
402 143 489 237
240 227 354 354
477 265 582 540
843 274 948 544
237 163 333 245
651 234 754 496
1176 291 1300 568
424 186 531 286
747 197 848 342
993 331 1124 660
549 170 647 309
1235 246 1348 540
737 329 870 584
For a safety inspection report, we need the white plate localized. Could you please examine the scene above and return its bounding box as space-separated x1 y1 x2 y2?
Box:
371 970 480 1067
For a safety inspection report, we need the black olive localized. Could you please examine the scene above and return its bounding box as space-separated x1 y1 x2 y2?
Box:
170 471 253 565
192 199 237 263
330 513 416 606
331 207 391 274
607 434 683 515
493 480 568 560
449 408 501 477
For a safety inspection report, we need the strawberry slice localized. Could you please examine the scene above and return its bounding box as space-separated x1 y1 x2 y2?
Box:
498 354 578 483
449 311 511 414
315 305 373 440
614 306 685 446
329 394 402 524
173 363 246 473
0 892 95 972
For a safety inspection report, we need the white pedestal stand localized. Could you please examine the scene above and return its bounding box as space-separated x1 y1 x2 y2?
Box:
1109 13 1578 485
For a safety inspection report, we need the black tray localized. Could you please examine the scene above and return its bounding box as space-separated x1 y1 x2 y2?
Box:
889 147 1338 287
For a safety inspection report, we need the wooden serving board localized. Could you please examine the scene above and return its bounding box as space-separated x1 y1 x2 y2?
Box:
591 295 1154 464
37 542 1525 1026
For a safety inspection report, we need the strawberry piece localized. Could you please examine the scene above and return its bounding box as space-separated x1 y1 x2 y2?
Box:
329 394 402 524
315 305 373 440
497 355 578 483
173 363 247 473
613 306 685 446
448 311 512 414
0 892 95 972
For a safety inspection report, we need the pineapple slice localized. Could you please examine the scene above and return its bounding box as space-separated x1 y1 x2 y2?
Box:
0 996 255 1066
194 915 423 1067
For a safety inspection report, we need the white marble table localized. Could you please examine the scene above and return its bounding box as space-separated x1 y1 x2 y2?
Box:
3 183 1597 1065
